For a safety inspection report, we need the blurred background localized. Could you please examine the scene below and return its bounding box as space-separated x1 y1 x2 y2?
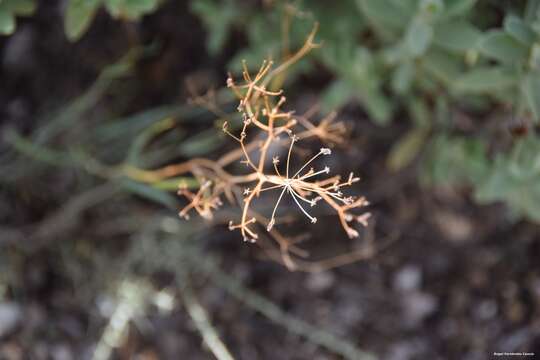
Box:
0 0 539 359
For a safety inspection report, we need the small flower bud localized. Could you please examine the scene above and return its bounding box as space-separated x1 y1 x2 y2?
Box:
266 218 275 232
320 148 331 155
356 213 371 226
346 228 359 238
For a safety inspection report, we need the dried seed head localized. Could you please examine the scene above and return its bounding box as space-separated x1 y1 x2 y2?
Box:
320 148 331 155
177 52 371 261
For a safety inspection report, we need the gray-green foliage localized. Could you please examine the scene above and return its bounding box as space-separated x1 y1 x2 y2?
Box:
475 136 540 222
190 0 540 125
423 134 540 222
0 0 35 35
191 0 540 222
64 0 161 41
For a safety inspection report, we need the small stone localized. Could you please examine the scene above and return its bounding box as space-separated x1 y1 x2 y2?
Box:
50 344 73 360
402 292 438 327
474 300 498 320
393 265 422 292
305 272 335 292
434 210 473 243
0 302 22 337
0 342 23 360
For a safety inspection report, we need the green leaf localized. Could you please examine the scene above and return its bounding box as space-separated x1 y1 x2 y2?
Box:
479 30 529 64
405 17 433 57
391 61 414 94
65 0 101 41
475 136 540 222
127 117 175 165
121 179 177 209
421 48 463 86
419 0 445 18
522 71 540 121
421 135 488 186
0 0 35 36
191 0 238 55
453 67 517 93
530 43 540 70
390 0 417 17
433 20 481 53
0 10 15 35
178 129 223 157
95 104 192 143
387 126 429 171
524 0 540 24
356 0 409 31
3 0 36 15
104 0 159 20
443 0 477 18
504 14 537 46
408 97 431 126
362 87 394 125
321 80 354 112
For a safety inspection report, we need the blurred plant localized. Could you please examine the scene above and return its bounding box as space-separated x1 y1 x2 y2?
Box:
423 134 540 222
0 0 35 35
191 0 540 125
64 0 162 41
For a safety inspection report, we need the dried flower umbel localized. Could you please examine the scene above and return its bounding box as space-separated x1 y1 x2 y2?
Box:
148 27 371 270
220 58 370 242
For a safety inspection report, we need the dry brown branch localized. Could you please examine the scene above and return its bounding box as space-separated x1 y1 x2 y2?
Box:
147 25 372 270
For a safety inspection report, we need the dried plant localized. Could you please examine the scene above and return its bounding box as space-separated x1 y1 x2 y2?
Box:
149 26 372 270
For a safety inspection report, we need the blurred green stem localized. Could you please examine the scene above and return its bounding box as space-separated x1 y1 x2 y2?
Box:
181 281 235 360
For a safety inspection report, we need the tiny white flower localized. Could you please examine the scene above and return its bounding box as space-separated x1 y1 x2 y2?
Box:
266 218 275 232
320 148 332 155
